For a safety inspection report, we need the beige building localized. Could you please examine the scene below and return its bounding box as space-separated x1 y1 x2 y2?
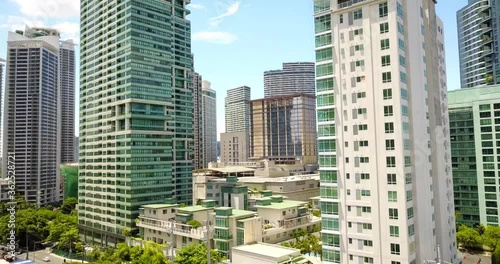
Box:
220 131 249 163
250 94 317 165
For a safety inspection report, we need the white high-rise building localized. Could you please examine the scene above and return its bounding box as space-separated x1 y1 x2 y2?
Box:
0 58 4 159
313 1 458 263
60 40 76 163
225 86 251 133
202 81 217 166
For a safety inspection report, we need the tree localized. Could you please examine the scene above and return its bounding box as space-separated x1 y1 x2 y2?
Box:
122 228 132 237
61 197 78 214
482 225 500 250
312 210 321 217
187 220 202 229
477 224 486 235
59 227 79 251
456 225 481 250
492 243 500 264
174 243 224 264
132 242 169 264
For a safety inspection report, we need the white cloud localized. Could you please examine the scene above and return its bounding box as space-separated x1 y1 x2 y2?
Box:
0 16 80 43
52 21 80 42
9 0 80 18
209 2 240 26
187 3 205 9
193 32 237 44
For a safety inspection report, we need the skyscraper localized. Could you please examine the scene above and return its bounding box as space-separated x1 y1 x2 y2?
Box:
448 85 500 227
250 94 317 165
202 81 217 166
78 0 193 245
457 0 500 88
0 58 4 159
264 62 315 97
3 27 61 206
314 0 457 263
60 40 76 163
225 86 251 133
192 71 204 169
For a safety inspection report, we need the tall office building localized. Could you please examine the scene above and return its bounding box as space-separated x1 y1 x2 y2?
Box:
79 0 193 246
0 58 4 159
264 62 315 97
202 81 217 166
250 94 317 165
457 0 500 88
448 85 500 227
60 40 76 163
314 1 458 263
3 27 61 206
225 86 251 133
192 71 204 169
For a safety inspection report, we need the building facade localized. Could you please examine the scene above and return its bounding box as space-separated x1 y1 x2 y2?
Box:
0 58 4 159
250 94 317 165
448 85 500 227
264 62 316 97
220 131 249 163
225 86 251 133
60 40 76 163
457 0 500 88
202 81 217 166
192 72 204 169
314 1 457 263
3 27 61 206
78 0 193 246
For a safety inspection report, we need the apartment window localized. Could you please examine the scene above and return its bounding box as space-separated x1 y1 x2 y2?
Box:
384 106 393 116
405 173 412 184
355 44 364 51
360 157 369 163
315 33 332 48
398 38 405 51
382 55 391 66
387 156 396 167
318 109 335 122
385 122 394 133
387 173 397 184
391 244 401 255
356 76 365 82
340 14 344 24
390 226 399 237
404 139 411 150
362 206 371 213
316 64 334 77
401 88 408 99
315 14 331 34
404 156 411 167
365 257 374 264
359 140 369 147
379 2 388 17
386 140 395 150
401 105 408 116
321 186 338 199
383 88 392 99
354 28 363 35
316 48 333 62
359 124 368 131
399 55 406 67
361 173 370 180
397 22 405 35
361 190 371 197
364 240 373 247
408 224 415 236
406 190 413 202
397 2 404 18
381 39 390 50
380 22 389 34
354 9 363 20
389 208 398 219
317 94 335 107
400 72 407 84
363 223 372 230
357 92 366 98
382 72 392 83
358 108 367 115
356 60 365 67
407 207 414 219
388 191 398 202
392 262 401 264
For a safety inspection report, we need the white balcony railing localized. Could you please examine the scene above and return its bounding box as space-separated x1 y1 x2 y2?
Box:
137 217 214 240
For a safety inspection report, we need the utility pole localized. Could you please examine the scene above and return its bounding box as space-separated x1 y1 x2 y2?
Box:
206 209 211 264
170 220 175 264
437 245 442 264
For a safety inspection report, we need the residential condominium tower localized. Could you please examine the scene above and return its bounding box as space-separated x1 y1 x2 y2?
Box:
225 86 251 133
202 81 217 166
192 71 203 169
457 0 500 88
3 26 62 206
264 62 316 97
60 40 76 163
313 0 458 263
78 0 193 246
448 85 500 227
0 58 4 158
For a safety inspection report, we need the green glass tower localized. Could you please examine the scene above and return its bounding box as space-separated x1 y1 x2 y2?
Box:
79 0 193 246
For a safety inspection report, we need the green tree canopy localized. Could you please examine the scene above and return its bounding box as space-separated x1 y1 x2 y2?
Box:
187 220 202 229
482 225 500 250
492 243 500 264
456 224 481 250
174 243 224 264
61 197 78 214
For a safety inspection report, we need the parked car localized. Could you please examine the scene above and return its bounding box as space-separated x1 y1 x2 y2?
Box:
43 256 50 262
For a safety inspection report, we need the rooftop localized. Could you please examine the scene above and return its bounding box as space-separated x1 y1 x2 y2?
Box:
231 209 257 218
194 167 255 174
232 242 300 259
141 204 178 209
255 200 307 210
177 205 211 213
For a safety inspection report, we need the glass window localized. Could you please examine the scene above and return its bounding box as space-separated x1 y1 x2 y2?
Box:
385 122 394 133
317 78 334 92
383 71 392 82
317 94 335 107
399 55 406 67
406 190 413 202
318 109 335 122
320 170 337 183
398 38 405 51
321 186 338 199
381 39 390 50
319 155 337 167
388 191 398 202
322 233 340 247
316 64 334 77
315 33 332 48
382 55 391 66
389 208 398 219
391 243 401 255
397 2 404 18
397 22 405 35
314 0 330 14
384 105 394 116
407 207 414 219
379 2 388 17
315 14 331 33
387 156 396 167
408 224 415 236
387 173 396 184
386 139 395 150
321 201 339 215
380 22 389 33
318 124 335 137
316 48 333 62
390 226 399 237
354 9 363 20
319 139 336 152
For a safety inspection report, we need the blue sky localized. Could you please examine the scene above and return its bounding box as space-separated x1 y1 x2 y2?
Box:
0 0 468 138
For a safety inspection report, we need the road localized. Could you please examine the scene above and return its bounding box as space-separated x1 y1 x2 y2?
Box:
16 248 85 264
458 251 492 264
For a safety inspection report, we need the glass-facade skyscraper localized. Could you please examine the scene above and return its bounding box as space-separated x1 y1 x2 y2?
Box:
78 0 193 246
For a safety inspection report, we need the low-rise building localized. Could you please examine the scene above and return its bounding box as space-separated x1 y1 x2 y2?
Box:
231 243 310 264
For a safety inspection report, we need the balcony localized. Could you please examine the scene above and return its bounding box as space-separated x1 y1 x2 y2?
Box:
338 0 367 9
262 214 321 236
137 217 214 240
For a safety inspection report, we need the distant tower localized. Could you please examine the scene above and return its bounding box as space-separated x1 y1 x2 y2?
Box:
192 72 204 169
225 86 251 133
3 26 62 206
60 40 76 163
202 81 217 166
264 62 315 97
0 58 5 159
